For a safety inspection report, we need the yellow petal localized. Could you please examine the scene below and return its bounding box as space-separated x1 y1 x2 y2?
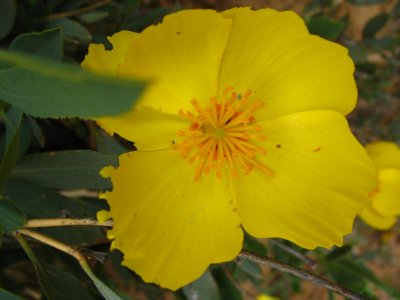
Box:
118 10 232 114
92 10 232 147
96 210 111 223
233 110 376 249
257 294 279 300
99 165 115 178
360 206 396 230
105 149 243 290
219 8 356 119
81 31 138 75
96 106 186 150
366 141 400 169
371 168 400 216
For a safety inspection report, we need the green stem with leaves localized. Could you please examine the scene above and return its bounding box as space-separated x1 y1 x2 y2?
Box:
15 229 122 300
239 250 366 300
20 218 367 300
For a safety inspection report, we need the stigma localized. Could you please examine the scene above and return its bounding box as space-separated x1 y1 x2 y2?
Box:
173 87 273 180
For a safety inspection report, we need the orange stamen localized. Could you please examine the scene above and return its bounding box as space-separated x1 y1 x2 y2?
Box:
174 87 274 180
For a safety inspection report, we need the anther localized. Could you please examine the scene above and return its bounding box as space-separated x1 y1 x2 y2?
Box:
174 88 274 180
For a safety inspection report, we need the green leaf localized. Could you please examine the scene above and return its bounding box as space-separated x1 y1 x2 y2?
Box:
362 13 389 39
79 11 110 24
41 226 106 247
0 289 25 300
41 264 95 300
18 116 32 158
124 5 181 31
80 261 123 300
269 240 305 266
0 107 23 191
307 16 345 40
243 233 267 256
327 263 367 292
10 28 63 62
0 200 26 232
340 258 400 298
47 18 91 46
95 130 128 155
0 50 145 118
11 150 117 190
4 179 107 219
325 245 352 261
3 107 23 146
324 250 400 298
211 267 243 300
366 36 397 50
348 43 368 63
26 116 45 147
16 237 95 300
0 0 16 41
183 270 220 300
4 180 107 246
236 260 262 281
348 0 387 4
325 258 368 293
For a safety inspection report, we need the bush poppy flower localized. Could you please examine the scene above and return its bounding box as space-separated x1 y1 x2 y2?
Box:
82 8 376 290
360 142 400 229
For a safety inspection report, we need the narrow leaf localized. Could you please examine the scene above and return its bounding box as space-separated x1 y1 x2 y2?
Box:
4 179 107 219
79 11 110 24
211 267 243 300
80 261 123 300
183 270 221 300
0 200 26 232
236 260 263 281
0 107 23 191
0 0 16 40
47 18 91 46
16 236 94 300
243 233 267 256
0 224 3 248
362 13 389 39
26 116 45 147
348 0 387 4
10 28 63 62
0 50 145 118
0 289 25 300
307 17 345 40
11 150 117 190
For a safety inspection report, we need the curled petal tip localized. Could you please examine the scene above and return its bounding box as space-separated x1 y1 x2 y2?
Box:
97 209 111 223
100 166 115 179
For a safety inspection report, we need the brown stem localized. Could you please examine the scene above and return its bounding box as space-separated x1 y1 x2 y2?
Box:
17 229 85 262
16 229 122 300
239 250 367 300
24 218 113 228
43 0 111 21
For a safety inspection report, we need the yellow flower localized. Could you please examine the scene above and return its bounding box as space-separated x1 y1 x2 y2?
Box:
256 294 279 300
82 8 376 290
360 142 400 230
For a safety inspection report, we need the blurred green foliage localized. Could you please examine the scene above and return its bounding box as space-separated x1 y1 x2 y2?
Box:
0 0 399 299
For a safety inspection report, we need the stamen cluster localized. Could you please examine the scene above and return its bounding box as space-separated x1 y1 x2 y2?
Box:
174 87 273 180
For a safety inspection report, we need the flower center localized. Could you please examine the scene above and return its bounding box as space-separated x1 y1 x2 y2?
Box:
173 87 273 180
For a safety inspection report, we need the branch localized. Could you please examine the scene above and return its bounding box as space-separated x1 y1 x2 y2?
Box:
20 219 366 300
24 218 113 228
15 229 122 300
239 250 367 300
17 229 86 262
43 0 111 21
